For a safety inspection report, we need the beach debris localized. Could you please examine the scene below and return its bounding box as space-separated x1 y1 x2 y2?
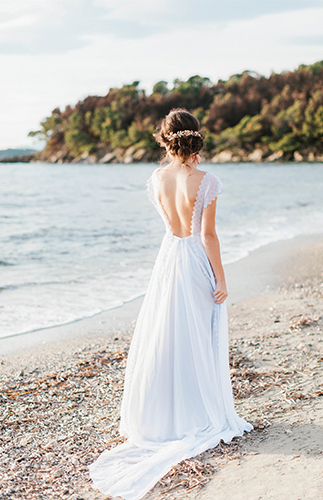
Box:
157 458 216 493
289 314 319 330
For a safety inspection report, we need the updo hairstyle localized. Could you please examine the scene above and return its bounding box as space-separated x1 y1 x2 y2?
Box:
154 108 204 166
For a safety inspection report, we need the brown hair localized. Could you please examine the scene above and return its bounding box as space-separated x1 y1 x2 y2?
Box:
154 108 204 166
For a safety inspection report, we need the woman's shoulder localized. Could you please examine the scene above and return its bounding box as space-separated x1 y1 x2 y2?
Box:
201 171 223 207
200 170 223 189
148 166 164 182
202 170 222 182
147 167 160 183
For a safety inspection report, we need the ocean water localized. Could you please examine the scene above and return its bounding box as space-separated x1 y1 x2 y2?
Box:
0 162 322 339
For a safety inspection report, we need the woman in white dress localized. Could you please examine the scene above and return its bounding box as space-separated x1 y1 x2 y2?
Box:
89 108 253 500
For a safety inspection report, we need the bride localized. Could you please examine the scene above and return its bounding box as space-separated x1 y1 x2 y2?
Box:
89 108 253 500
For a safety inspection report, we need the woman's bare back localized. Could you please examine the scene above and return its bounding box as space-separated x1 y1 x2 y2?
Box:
156 166 207 238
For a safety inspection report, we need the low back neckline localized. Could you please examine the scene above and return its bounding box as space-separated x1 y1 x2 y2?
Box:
154 170 209 239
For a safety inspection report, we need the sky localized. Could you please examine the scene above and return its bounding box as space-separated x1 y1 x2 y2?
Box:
1 0 323 150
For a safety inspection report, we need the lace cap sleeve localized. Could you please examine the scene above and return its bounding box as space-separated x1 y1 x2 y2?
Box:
203 173 223 208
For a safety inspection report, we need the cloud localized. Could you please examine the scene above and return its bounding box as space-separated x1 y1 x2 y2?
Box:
283 35 323 46
1 4 323 149
0 0 165 54
0 0 322 54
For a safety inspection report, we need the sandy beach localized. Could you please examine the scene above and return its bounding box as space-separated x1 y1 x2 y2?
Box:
1 233 323 500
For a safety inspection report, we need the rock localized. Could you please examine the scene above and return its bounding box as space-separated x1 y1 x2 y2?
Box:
125 146 136 156
98 148 125 164
114 148 126 162
293 151 303 162
87 155 98 164
248 149 263 162
123 148 134 164
308 152 315 162
133 148 147 161
231 155 242 163
54 145 69 162
99 151 117 164
316 155 323 161
265 150 283 162
123 146 136 164
211 150 233 163
71 152 89 164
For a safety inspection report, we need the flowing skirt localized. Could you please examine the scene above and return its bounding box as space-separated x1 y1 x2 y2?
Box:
89 232 253 500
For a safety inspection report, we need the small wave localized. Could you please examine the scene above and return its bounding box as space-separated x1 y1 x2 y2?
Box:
0 279 83 292
0 292 146 340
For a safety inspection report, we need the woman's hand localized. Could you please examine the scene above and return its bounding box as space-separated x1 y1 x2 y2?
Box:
213 281 228 304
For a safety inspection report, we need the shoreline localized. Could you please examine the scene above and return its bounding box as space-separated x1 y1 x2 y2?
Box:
1 232 323 359
2 157 323 164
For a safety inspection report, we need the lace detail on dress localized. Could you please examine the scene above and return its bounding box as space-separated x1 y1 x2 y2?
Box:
190 172 209 235
203 174 223 208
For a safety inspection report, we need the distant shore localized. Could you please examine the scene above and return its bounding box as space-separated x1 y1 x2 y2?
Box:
1 148 323 165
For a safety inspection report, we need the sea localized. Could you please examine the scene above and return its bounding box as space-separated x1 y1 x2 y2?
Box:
1 162 323 339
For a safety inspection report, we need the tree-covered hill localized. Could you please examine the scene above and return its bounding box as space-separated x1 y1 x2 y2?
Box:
0 148 36 159
29 60 323 163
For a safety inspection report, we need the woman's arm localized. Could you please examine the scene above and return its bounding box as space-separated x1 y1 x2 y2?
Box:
200 198 228 304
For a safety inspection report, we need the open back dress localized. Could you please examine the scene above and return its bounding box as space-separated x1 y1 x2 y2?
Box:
89 168 253 500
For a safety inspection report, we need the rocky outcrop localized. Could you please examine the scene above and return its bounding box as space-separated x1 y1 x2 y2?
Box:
293 151 303 162
211 148 266 163
209 147 323 163
211 148 263 163
211 150 233 163
2 144 323 165
29 143 161 165
248 149 263 162
265 150 284 162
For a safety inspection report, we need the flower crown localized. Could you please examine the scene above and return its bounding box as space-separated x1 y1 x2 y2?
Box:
165 130 202 140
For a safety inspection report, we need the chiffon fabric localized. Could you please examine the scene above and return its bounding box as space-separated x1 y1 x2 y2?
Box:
89 168 253 500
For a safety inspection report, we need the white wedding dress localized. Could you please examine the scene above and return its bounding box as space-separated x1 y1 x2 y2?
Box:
89 168 253 500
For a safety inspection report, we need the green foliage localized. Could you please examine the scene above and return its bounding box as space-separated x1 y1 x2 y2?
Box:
268 133 301 153
271 100 303 140
29 108 62 141
29 60 323 159
212 115 263 152
63 111 93 155
109 130 132 149
301 90 323 144
173 75 212 97
90 108 108 138
152 81 168 95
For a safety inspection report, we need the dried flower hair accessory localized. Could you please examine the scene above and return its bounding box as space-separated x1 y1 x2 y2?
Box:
165 130 202 140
